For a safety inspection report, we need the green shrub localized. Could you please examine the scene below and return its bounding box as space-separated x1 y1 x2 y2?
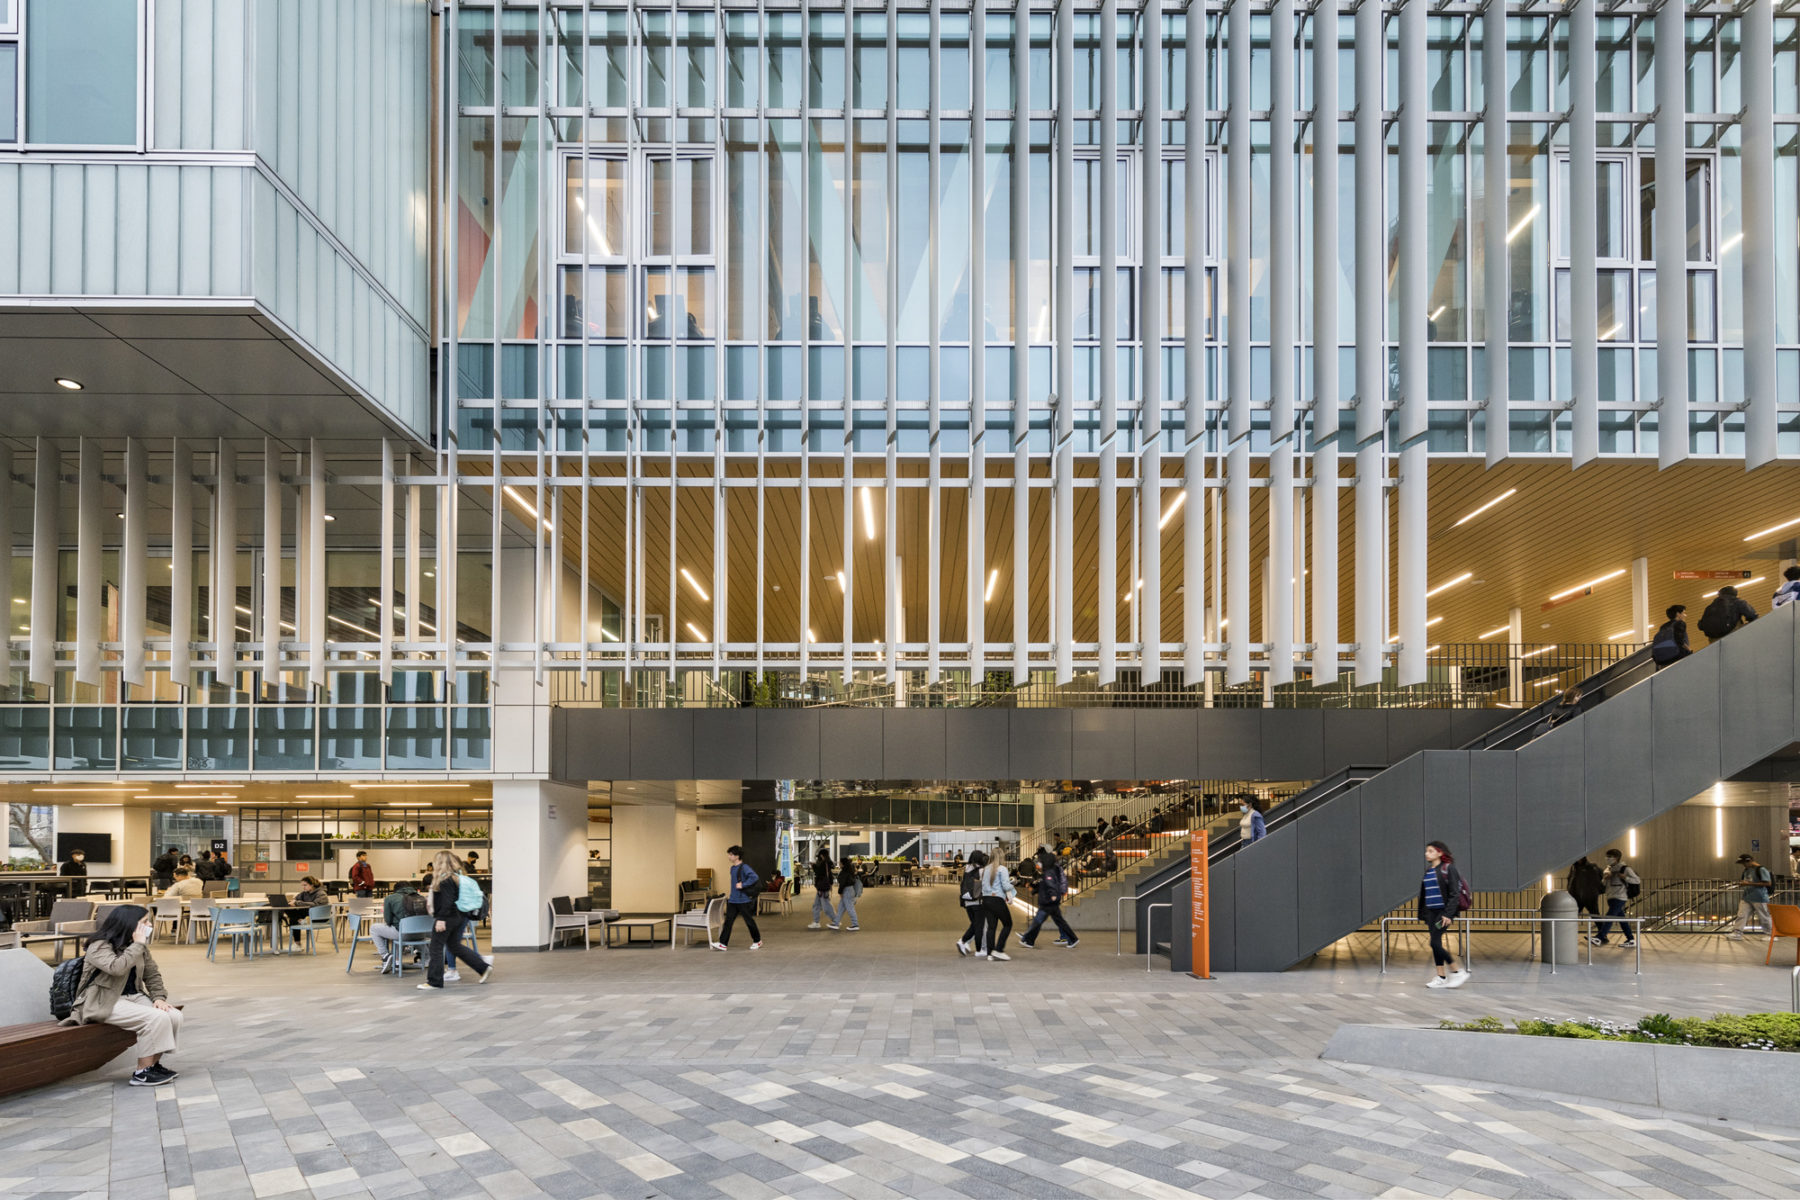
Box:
1444 1011 1800 1053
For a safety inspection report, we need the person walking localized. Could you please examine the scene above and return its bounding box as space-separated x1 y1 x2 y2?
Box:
806 847 838 930
955 851 987 955
1566 856 1604 919
1696 585 1757 643
1419 841 1468 988
712 845 763 951
61 905 185 1086
1650 604 1692 668
977 854 1017 962
836 855 863 931
417 850 493 990
1725 852 1774 941
1017 847 1079 949
1590 848 1640 947
151 845 181 891
349 850 376 898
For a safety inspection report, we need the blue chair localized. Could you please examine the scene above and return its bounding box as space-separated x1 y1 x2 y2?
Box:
291 904 338 954
344 911 380 973
209 907 261 961
393 914 435 978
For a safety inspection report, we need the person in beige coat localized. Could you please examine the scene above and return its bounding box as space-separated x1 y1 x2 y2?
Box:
63 904 184 1087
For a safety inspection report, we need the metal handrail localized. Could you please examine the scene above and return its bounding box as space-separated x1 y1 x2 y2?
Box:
1379 913 1643 976
1143 903 1170 971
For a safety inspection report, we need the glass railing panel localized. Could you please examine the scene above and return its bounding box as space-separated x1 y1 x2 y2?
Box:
320 707 382 770
0 706 51 770
54 706 116 771
186 706 249 770
254 708 317 770
119 705 183 770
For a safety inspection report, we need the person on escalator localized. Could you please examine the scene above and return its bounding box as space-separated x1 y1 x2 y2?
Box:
1772 565 1800 610
1649 604 1692 668
1696 586 1757 644
1238 797 1266 844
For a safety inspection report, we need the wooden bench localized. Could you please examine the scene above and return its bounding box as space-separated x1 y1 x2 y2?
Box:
0 1021 136 1099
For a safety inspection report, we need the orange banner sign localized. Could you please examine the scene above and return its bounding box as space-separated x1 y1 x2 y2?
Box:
1189 830 1210 980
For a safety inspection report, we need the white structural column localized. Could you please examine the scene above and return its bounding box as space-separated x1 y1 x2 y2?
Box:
926 2 942 685
1352 0 1384 684
1568 0 1598 467
121 441 148 688
1394 0 1427 686
1224 0 1252 686
1507 605 1524 704
1098 0 1119 685
1181 0 1206 685
0 448 10 678
488 779 589 951
262 439 282 690
968 0 987 685
169 442 192 689
1310 0 1339 685
1012 0 1031 681
1631 555 1651 641
1741 0 1777 470
1053 0 1074 684
1482 0 1509 467
29 440 56 686
75 439 102 688
379 440 395 687
1138 0 1163 684
308 443 327 688
1268 0 1296 686
213 441 237 676
1654 0 1687 469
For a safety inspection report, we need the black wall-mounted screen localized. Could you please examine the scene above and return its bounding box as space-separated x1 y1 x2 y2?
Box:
56 833 113 864
284 839 335 862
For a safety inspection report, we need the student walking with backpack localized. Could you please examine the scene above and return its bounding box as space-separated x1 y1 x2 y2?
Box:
1419 842 1468 988
1566 856 1605 919
1649 604 1692 668
1697 585 1757 643
417 850 494 990
1725 852 1774 941
955 851 987 955
807 847 838 930
1590 848 1640 947
712 845 763 951
1016 847 1079 949
836 855 863 931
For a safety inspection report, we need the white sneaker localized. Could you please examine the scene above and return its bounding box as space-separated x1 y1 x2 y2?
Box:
806 922 822 930
826 923 839 931
750 941 763 950
975 950 988 958
1426 976 1447 988
442 972 461 983
989 951 1011 962
711 942 727 951
415 983 436 991
955 940 969 956
1725 932 1745 941
1444 970 1469 989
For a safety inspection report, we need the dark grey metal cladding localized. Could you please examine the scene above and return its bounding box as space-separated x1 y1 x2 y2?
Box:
554 704 1487 782
1720 617 1796 774
632 710 696 780
1295 786 1362 953
1420 752 1471 866
1206 854 1237 972
819 709 883 779
1650 648 1722 811
1467 751 1520 890
1231 821 1300 971
1071 709 1138 779
883 710 948 780
944 708 1011 778
691 710 756 779
1513 722 1587 879
1579 682 1655 839
1384 710 1454 762
1354 756 1425 919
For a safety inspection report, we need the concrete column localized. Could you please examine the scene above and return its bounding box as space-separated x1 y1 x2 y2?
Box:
1507 606 1524 705
611 804 684 915
490 779 589 951
1631 555 1651 642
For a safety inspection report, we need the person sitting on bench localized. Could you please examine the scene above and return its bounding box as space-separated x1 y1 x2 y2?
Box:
62 905 185 1087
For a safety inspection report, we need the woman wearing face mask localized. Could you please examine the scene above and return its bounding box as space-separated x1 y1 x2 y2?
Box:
1238 796 1266 843
63 905 185 1086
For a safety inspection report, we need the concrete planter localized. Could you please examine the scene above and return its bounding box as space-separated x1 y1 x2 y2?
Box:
1322 1023 1799 1127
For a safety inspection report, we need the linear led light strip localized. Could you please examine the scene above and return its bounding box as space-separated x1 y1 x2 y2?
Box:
1703 576 1762 599
1424 572 1471 599
1548 569 1625 601
1519 644 1558 659
1452 488 1517 528
502 484 554 533
1743 515 1800 542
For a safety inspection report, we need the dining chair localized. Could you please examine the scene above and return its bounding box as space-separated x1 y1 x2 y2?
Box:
292 904 338 955
209 907 261 961
151 897 184 941
343 911 383 973
186 897 215 945
393 915 436 977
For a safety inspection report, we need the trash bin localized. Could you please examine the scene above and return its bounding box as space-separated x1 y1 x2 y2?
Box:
1540 889 1579 964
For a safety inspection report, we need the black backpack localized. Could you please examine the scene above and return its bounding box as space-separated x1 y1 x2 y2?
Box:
400 890 428 918
959 869 983 907
1696 599 1734 639
49 958 91 1021
1649 622 1682 665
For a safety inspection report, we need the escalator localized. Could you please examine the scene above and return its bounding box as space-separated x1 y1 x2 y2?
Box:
1132 602 1800 971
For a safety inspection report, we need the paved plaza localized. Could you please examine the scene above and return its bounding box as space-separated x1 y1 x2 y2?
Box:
6 885 1800 1200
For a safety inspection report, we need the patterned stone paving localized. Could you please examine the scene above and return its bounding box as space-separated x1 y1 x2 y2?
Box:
5 885 1799 1198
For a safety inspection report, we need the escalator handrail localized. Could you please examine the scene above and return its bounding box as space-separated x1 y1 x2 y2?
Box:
1461 646 1657 751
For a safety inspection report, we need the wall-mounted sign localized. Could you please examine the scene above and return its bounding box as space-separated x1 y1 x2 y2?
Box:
1673 570 1753 580
210 839 228 854
1189 830 1210 980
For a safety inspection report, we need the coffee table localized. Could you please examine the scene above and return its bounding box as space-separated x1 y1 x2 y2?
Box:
605 917 670 947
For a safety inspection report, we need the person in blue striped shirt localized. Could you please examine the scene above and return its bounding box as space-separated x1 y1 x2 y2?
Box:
1419 841 1468 989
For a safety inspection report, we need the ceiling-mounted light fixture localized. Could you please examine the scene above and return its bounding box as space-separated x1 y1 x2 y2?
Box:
1453 488 1517 528
1424 571 1472 599
54 377 83 391
1548 569 1624 601
984 568 999 603
860 487 877 540
1158 489 1187 530
679 567 709 602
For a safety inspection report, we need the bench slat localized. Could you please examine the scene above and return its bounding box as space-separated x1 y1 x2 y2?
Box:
0 1021 136 1099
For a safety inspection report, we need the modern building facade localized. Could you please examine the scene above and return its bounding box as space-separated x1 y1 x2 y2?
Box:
3 0 1798 948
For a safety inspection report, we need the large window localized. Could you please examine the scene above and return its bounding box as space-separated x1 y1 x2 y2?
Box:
24 0 138 147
